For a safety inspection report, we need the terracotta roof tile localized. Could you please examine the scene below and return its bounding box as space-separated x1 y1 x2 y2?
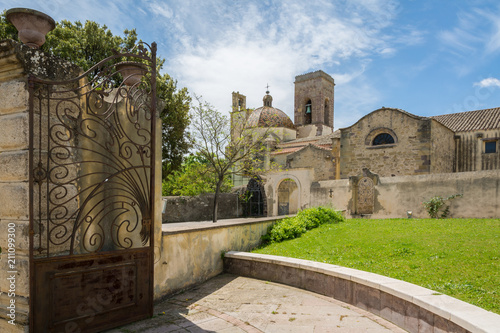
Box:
271 147 301 155
432 107 500 132
271 143 331 156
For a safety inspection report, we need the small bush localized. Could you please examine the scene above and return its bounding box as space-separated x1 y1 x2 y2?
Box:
422 194 463 218
262 207 345 244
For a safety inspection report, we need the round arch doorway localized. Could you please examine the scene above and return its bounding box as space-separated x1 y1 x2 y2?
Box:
277 178 299 215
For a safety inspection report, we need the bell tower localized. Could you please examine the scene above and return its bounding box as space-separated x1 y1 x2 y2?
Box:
231 91 251 141
294 70 335 138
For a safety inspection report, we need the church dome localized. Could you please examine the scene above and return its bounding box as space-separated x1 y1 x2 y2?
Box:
246 92 295 130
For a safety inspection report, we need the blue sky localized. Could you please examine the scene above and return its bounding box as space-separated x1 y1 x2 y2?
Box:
3 0 500 129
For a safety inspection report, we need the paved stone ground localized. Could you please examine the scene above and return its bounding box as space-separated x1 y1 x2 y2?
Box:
105 274 407 333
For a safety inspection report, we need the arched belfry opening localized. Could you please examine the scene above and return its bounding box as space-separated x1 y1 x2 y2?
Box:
324 99 329 125
294 70 335 136
304 99 312 124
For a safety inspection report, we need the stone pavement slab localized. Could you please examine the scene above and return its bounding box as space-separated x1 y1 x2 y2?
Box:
104 274 407 333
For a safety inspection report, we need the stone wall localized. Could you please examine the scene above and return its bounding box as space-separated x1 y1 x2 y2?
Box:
339 108 452 178
224 252 500 333
155 217 280 298
430 120 455 174
286 145 334 181
0 40 82 332
0 42 30 333
162 193 244 222
311 170 500 219
294 70 335 132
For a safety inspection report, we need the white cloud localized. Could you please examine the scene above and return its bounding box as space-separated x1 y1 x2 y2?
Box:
148 0 400 119
439 6 500 56
334 80 382 129
474 77 500 88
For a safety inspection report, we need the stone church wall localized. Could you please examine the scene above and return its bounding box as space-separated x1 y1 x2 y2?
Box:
430 119 455 173
339 108 441 178
312 170 500 219
286 145 335 181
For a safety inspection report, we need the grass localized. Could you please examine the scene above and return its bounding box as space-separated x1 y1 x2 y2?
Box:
253 218 500 314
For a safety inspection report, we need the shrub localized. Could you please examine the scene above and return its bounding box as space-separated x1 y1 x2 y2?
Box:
262 207 345 244
422 194 463 218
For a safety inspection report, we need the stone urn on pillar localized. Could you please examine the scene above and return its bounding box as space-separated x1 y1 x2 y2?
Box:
6 8 56 49
116 61 148 87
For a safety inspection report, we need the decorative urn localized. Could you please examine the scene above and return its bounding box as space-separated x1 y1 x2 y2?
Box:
6 8 56 49
116 61 148 86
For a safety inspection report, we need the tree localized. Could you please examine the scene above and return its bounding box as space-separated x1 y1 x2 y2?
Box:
0 12 191 179
162 153 232 196
190 97 272 222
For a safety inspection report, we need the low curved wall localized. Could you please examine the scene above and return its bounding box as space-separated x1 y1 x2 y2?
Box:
223 251 500 333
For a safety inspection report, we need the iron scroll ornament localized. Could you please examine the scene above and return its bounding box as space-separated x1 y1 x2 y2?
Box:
30 42 157 257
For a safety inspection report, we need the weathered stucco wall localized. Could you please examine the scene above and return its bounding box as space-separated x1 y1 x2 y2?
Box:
311 170 500 219
162 193 244 222
154 218 279 299
265 169 314 216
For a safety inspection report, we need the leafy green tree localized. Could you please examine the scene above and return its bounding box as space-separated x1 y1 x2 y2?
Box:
0 11 191 179
162 153 232 196
190 97 272 222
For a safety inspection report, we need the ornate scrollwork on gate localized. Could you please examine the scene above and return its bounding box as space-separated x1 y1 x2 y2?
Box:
30 42 157 257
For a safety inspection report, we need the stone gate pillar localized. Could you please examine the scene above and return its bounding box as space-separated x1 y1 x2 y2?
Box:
0 40 81 332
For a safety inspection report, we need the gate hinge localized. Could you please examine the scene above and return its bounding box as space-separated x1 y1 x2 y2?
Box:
142 219 151 226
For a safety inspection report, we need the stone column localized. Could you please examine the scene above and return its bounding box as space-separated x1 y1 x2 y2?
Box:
0 40 81 332
0 43 31 333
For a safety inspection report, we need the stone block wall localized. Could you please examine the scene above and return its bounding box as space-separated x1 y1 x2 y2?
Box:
162 193 245 222
430 120 455 174
339 108 442 178
0 43 31 333
0 40 81 332
286 145 334 181
294 70 335 131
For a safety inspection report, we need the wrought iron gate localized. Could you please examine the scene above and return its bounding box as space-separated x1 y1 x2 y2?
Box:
28 43 157 332
246 177 265 217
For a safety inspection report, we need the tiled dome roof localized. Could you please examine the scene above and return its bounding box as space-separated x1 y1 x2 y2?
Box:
246 92 295 130
246 106 295 130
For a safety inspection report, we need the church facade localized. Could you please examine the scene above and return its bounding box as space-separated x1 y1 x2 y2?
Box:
231 70 500 217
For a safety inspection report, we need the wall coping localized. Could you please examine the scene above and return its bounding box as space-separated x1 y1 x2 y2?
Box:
162 216 290 235
225 251 500 333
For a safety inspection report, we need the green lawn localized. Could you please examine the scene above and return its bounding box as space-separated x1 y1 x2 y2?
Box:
252 218 500 314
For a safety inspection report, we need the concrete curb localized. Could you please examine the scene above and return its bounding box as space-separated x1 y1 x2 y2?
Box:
224 251 500 333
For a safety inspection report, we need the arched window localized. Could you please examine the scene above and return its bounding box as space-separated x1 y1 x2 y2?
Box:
372 133 395 146
304 99 312 124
